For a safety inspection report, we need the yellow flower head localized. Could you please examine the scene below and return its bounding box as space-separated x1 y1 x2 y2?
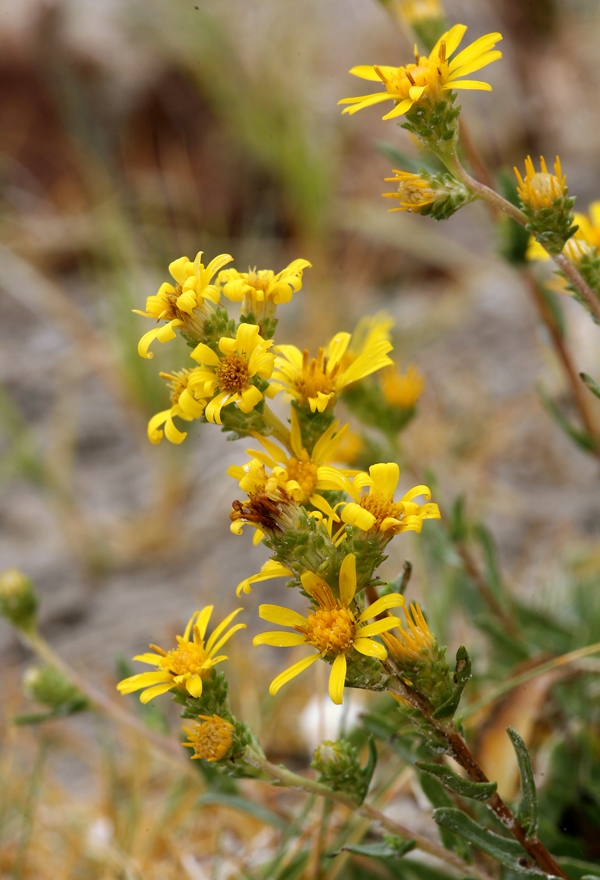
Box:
380 363 425 409
383 170 438 212
253 554 405 704
339 24 502 121
515 156 566 212
182 714 235 762
135 252 232 359
273 330 393 413
116 606 245 703
318 462 440 536
335 429 365 467
382 602 435 662
147 368 208 445
188 323 275 424
219 259 312 321
229 409 355 520
527 200 600 268
397 0 444 24
229 459 305 541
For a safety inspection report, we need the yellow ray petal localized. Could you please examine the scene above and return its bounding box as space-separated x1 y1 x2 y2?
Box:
253 632 306 647
186 675 203 698
358 594 405 623
209 623 247 656
259 604 307 628
432 23 467 59
269 654 319 695
206 607 244 652
349 65 398 81
329 653 347 705
449 50 501 79
139 682 175 703
131 653 163 666
445 80 492 91
339 553 356 607
358 616 402 637
449 32 502 71
353 638 387 661
382 99 414 120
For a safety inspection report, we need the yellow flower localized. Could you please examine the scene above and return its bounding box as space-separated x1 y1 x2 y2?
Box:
135 252 232 359
253 554 405 704
182 714 235 762
188 323 275 424
514 156 566 212
339 24 502 120
117 607 245 703
147 368 208 445
273 331 393 413
380 363 425 409
396 0 444 24
229 460 305 541
383 170 438 212
318 462 440 535
335 429 365 467
527 200 600 267
382 602 435 662
229 409 355 520
219 259 312 321
340 312 395 370
235 559 293 597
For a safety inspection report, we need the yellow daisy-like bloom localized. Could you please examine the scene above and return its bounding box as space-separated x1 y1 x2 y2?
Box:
116 607 245 703
188 323 275 425
273 331 393 413
253 554 405 705
514 156 566 212
318 462 440 536
219 259 312 321
380 363 425 409
527 200 600 266
383 170 437 212
229 459 305 542
339 24 502 121
135 252 232 359
229 409 355 520
382 602 435 662
182 714 235 762
147 368 208 445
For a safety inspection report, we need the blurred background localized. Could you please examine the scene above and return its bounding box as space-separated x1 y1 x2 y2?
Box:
1 0 600 876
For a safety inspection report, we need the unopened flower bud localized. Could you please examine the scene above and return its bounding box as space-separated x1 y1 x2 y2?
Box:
383 169 473 220
515 155 578 255
0 568 38 632
23 665 88 713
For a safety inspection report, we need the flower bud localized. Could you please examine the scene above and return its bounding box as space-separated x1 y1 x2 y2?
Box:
383 169 473 220
515 156 578 256
0 568 38 632
23 665 88 713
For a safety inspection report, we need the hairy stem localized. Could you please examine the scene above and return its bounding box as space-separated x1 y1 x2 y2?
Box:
245 748 494 880
386 672 569 879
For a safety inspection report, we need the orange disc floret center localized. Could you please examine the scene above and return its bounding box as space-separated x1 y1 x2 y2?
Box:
384 54 446 101
286 457 318 499
296 349 339 400
161 641 207 677
360 493 403 526
188 716 234 761
299 605 356 654
217 353 250 393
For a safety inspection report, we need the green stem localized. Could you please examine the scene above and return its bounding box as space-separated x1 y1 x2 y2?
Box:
262 404 292 451
244 748 494 880
443 153 600 324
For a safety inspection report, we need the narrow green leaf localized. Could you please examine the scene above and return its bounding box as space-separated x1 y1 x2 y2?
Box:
581 372 600 400
432 646 471 719
197 793 288 829
330 838 416 859
419 773 471 859
357 734 378 805
448 495 468 542
539 386 598 453
417 762 497 802
507 728 538 839
432 808 536 873
473 524 505 602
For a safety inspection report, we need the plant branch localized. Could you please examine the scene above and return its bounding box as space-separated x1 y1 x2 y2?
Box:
386 672 570 879
443 156 600 325
244 748 494 880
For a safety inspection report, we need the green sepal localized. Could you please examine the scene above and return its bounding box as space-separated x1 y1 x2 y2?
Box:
416 761 497 802
431 646 471 719
432 808 538 873
507 727 539 839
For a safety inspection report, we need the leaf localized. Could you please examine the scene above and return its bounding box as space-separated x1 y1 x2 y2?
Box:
432 646 472 719
472 523 505 603
330 839 416 859
357 735 378 805
419 773 471 859
581 373 600 401
448 495 468 542
539 386 598 453
432 808 538 873
197 793 288 829
507 727 538 839
417 762 497 802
